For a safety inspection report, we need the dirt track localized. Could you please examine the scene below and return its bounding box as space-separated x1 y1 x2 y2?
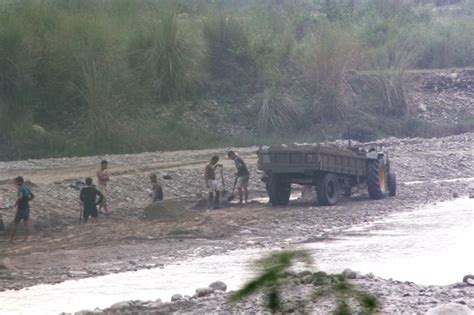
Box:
0 134 473 292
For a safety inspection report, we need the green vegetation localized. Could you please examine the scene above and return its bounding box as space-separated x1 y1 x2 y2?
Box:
229 250 379 314
0 0 473 160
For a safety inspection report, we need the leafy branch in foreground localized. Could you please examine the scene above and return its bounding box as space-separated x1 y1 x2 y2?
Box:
229 250 379 314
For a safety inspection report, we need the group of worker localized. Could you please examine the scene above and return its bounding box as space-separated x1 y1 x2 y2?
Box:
4 160 112 242
205 151 250 209
3 150 249 242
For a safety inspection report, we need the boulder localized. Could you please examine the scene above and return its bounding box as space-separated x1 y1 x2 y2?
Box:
109 301 130 309
301 275 314 285
298 270 313 277
171 294 183 301
426 303 474 315
195 287 214 297
342 268 357 279
209 281 227 292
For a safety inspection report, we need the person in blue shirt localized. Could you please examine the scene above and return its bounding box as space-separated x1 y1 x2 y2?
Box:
10 176 35 243
228 151 250 205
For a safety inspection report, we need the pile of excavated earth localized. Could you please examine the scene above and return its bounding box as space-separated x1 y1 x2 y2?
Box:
410 69 474 124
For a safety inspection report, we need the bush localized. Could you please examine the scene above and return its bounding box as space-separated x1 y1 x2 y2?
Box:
202 11 255 86
128 7 202 102
256 88 304 135
415 18 474 68
300 24 361 122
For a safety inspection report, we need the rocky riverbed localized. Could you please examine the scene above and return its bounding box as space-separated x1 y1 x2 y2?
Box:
1 133 473 313
70 272 474 315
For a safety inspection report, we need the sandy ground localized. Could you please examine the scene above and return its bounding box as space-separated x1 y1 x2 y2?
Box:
0 133 473 294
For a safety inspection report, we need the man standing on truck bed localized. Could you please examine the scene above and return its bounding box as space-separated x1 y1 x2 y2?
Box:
228 151 250 205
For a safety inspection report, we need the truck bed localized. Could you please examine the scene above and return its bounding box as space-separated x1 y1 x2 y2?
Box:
258 144 367 176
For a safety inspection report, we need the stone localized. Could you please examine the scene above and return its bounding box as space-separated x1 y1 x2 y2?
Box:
426 303 474 315
313 272 332 286
195 287 214 297
171 294 183 301
301 274 314 285
209 281 227 292
74 311 93 315
298 270 313 277
452 192 459 198
109 301 130 309
342 268 357 279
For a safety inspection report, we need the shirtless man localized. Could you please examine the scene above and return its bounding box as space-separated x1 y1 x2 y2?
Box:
96 160 110 215
205 155 222 209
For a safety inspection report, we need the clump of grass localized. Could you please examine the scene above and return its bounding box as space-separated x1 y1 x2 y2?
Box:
230 250 379 314
128 6 201 102
257 88 304 135
229 250 313 313
301 24 361 122
202 11 254 84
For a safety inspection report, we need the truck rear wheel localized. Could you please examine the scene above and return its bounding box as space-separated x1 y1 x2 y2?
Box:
267 174 291 206
367 158 388 200
388 173 397 196
317 174 339 206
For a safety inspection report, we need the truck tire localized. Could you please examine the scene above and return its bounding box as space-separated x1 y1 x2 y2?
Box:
367 158 388 200
267 174 291 206
317 174 339 206
388 173 396 197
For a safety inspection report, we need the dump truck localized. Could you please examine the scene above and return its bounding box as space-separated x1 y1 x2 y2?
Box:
257 143 396 206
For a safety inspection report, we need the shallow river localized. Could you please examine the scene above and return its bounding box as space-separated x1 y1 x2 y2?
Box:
1 198 473 315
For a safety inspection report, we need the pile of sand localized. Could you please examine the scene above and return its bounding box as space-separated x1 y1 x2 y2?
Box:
144 200 188 220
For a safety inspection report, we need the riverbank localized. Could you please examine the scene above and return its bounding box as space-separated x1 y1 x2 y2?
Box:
0 133 473 314
71 272 474 314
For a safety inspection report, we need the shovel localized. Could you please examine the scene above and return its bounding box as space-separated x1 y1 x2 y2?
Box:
219 166 230 198
227 176 238 202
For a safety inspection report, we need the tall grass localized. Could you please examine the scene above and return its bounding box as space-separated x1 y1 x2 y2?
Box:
301 25 361 122
257 88 304 134
128 7 202 102
202 12 254 85
0 0 473 160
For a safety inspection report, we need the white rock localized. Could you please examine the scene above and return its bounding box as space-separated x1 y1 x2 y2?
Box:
209 281 227 292
109 301 130 309
426 303 474 315
195 287 214 297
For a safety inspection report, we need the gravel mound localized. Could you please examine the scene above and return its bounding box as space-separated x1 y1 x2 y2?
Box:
144 200 188 220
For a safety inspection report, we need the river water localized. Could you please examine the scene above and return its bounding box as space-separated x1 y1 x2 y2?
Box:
1 198 472 315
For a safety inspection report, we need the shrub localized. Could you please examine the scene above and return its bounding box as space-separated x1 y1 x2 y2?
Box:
202 11 255 85
300 24 361 122
128 7 202 102
257 88 304 135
